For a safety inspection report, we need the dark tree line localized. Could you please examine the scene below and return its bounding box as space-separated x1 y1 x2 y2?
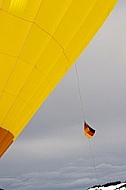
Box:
103 181 121 187
90 181 122 189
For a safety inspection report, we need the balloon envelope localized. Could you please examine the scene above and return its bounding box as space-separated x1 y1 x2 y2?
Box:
0 0 117 157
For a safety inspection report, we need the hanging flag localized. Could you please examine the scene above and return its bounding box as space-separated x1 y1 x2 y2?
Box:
84 122 95 138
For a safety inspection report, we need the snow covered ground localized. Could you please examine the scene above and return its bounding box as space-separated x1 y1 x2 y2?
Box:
88 182 126 190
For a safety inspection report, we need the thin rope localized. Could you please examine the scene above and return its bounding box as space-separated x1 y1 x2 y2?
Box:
88 139 100 185
75 62 100 186
75 63 85 121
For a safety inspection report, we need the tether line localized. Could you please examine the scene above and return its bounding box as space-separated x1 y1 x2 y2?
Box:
88 139 100 185
75 63 85 121
75 62 100 186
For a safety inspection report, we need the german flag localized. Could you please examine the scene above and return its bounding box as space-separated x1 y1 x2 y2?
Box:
84 121 95 138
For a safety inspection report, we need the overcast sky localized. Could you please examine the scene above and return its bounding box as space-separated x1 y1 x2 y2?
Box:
0 1 126 190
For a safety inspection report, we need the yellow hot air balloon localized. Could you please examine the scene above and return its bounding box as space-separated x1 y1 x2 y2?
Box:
0 0 117 157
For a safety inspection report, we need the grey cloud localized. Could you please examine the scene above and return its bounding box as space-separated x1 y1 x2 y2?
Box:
1 163 126 190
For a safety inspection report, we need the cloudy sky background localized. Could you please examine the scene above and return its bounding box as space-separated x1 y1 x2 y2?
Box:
0 1 126 190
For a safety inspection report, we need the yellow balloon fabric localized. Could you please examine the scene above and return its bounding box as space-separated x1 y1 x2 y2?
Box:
0 0 117 157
